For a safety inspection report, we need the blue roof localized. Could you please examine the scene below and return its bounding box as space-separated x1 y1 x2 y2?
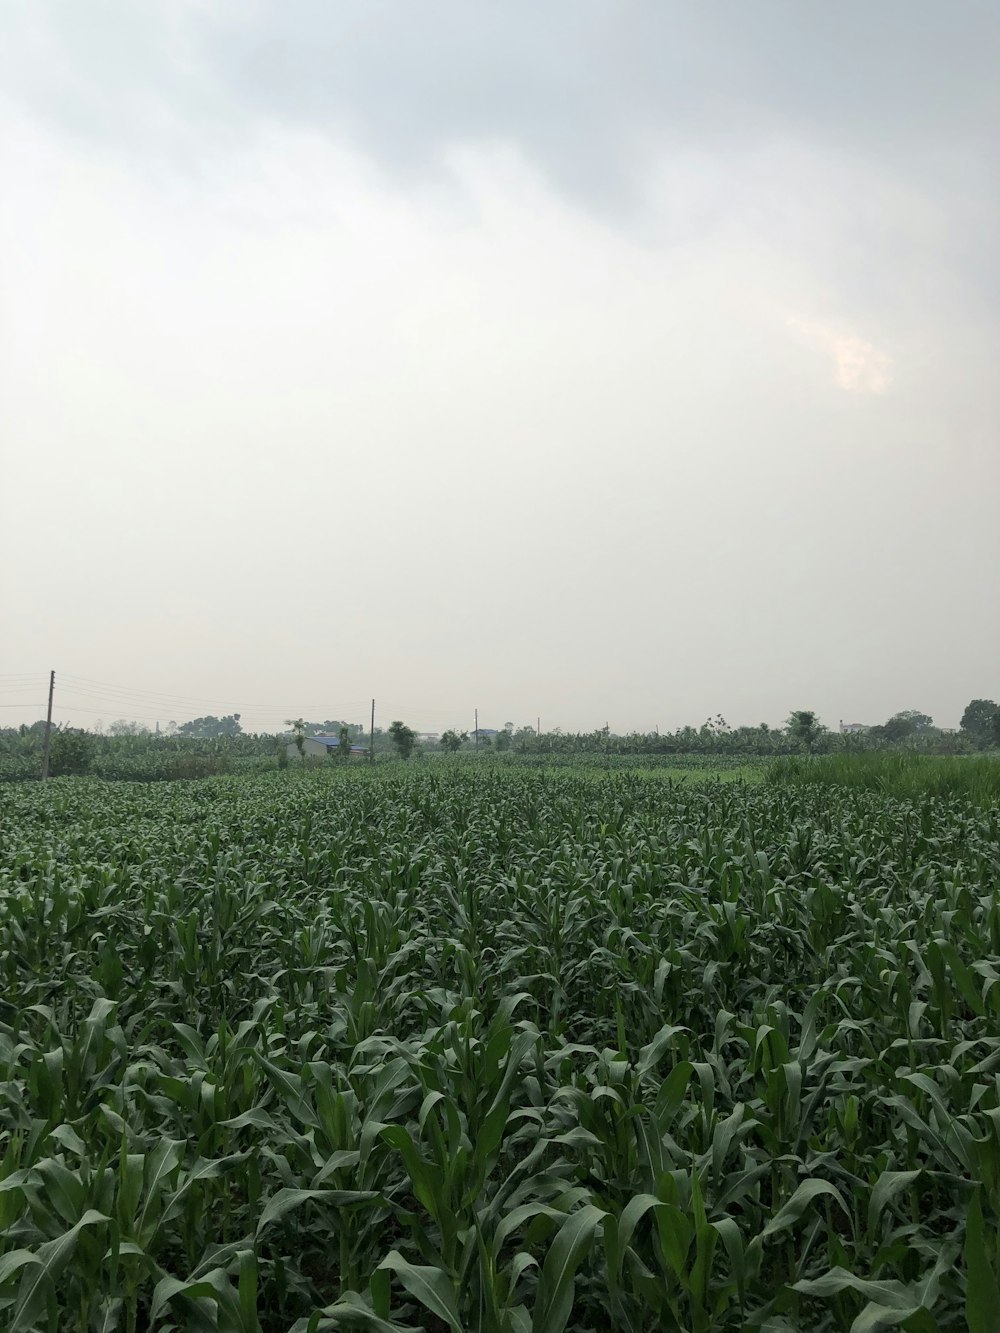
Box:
313 735 367 751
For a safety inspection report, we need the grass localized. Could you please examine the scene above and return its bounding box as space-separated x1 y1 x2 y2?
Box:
768 749 1000 803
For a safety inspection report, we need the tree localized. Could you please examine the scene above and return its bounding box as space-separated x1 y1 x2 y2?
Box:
178 714 243 739
960 699 999 746
881 710 934 743
49 727 93 776
286 718 306 760
107 719 150 736
786 710 824 753
439 729 464 753
388 720 417 760
338 725 352 760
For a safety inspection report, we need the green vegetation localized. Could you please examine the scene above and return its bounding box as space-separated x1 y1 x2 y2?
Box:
770 750 1000 803
3 692 998 785
785 709 824 753
960 699 1000 748
387 720 417 760
2 764 1000 1329
0 729 280 784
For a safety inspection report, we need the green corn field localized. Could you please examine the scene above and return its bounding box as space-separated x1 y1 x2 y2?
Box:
2 766 1000 1331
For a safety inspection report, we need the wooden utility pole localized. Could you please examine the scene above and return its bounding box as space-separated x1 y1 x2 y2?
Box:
370 699 375 764
41 670 55 780
474 708 478 749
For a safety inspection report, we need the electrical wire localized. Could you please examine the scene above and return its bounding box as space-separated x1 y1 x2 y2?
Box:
58 673 372 714
3 671 495 732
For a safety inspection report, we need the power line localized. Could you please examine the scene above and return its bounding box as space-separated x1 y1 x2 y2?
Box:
34 673 466 721
14 702 300 727
5 694 369 729
2 670 516 734
58 673 372 714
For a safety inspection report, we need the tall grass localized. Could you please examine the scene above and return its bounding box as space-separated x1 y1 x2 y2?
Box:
768 749 1000 802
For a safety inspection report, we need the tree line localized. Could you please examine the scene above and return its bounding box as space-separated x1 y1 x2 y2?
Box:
2 698 997 780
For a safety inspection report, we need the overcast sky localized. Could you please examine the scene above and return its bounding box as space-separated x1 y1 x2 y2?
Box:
2 1 998 734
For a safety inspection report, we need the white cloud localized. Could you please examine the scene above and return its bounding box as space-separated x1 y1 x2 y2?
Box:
831 334 892 393
786 316 892 394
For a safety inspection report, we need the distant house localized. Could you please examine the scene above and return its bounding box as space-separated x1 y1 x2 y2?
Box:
287 735 368 760
472 728 498 738
839 721 869 734
417 733 440 743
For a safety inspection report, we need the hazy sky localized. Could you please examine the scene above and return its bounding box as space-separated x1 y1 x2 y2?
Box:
2 2 998 734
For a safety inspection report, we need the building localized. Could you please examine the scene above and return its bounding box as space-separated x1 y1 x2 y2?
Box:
839 721 869 734
286 735 368 760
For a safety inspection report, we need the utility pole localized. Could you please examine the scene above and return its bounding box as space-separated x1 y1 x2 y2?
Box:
41 670 55 780
370 699 375 765
474 708 478 750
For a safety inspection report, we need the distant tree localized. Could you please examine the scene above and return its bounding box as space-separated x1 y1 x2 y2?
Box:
294 720 363 740
881 710 934 743
178 714 243 739
388 720 417 760
960 699 999 747
49 727 93 776
786 710 824 753
286 718 307 760
107 719 150 736
494 728 511 752
439 729 464 753
338 725 352 759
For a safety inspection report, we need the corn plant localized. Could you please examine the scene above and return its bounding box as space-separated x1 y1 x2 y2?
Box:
1 767 999 1329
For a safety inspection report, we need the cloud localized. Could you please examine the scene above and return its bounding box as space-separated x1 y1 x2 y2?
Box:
831 335 892 394
3 3 998 221
786 317 893 394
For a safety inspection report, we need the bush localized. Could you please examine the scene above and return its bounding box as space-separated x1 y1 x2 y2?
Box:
49 728 93 777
